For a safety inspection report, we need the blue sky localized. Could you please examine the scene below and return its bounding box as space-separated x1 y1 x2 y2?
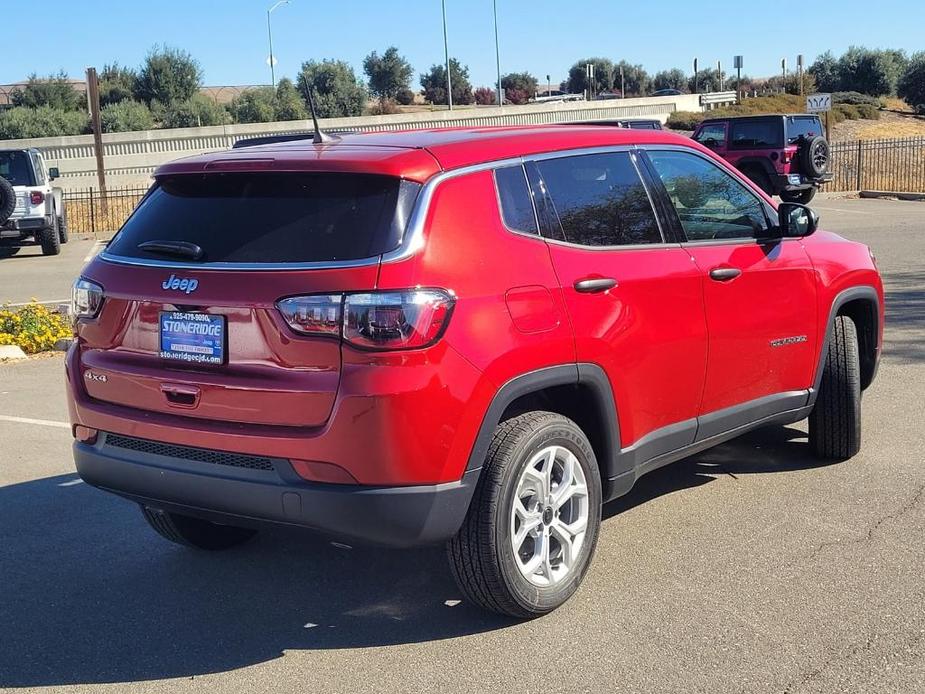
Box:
2 0 923 89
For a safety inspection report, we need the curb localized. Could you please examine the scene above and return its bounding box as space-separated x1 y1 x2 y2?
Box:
859 190 925 201
0 345 28 360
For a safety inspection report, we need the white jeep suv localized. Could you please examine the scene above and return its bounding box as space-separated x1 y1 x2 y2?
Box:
0 148 68 255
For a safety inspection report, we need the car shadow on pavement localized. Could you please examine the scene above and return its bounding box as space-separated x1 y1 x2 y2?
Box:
882 270 925 364
0 424 824 687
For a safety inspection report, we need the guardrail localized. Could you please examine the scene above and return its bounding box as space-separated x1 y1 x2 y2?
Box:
699 91 738 109
4 94 708 190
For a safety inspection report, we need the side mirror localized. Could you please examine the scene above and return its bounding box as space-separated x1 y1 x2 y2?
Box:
48 167 60 180
776 202 819 238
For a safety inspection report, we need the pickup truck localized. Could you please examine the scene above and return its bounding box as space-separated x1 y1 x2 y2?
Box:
0 148 68 255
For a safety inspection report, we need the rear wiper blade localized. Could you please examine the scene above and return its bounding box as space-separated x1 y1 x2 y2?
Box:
137 240 204 261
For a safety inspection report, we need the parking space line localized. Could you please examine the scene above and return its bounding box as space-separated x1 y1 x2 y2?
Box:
83 240 106 263
0 414 70 429
814 206 874 215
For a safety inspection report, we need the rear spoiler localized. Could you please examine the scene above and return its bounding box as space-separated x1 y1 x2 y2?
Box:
231 133 317 149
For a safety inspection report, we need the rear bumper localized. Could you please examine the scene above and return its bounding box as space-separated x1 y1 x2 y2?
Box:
775 172 834 191
0 214 51 232
74 434 479 547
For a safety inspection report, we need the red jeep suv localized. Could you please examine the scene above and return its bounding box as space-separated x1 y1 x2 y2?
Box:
692 114 833 204
67 125 882 618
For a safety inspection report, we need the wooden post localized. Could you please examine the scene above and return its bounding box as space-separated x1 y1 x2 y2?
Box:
85 67 108 215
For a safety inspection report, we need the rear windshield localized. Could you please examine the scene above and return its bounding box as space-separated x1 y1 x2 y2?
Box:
786 116 823 144
106 173 420 264
0 150 36 186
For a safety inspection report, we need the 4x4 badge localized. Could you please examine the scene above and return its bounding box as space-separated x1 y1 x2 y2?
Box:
161 274 199 294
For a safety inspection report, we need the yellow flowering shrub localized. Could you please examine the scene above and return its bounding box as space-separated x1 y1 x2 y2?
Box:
0 302 72 354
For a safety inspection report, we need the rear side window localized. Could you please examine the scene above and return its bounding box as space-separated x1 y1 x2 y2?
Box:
729 119 783 149
535 152 662 247
494 165 538 235
786 117 822 144
695 123 727 147
107 173 420 264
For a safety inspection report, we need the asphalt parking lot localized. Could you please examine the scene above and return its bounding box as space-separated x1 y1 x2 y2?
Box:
0 197 923 693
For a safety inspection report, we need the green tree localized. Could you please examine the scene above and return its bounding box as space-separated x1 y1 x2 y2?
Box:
565 58 614 95
162 94 228 128
296 59 367 117
99 63 137 106
809 51 840 92
835 46 907 96
501 72 538 104
613 61 649 96
100 100 154 133
134 45 203 106
363 46 413 106
275 78 307 120
420 59 474 105
230 87 277 124
689 67 724 93
652 69 687 92
898 52 925 111
10 72 82 111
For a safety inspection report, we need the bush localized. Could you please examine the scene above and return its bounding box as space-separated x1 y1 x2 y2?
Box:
474 87 495 105
833 91 882 107
856 103 881 120
297 59 368 118
162 95 229 128
11 71 83 111
229 87 277 124
666 111 707 130
395 88 415 106
366 100 400 115
0 106 88 139
0 303 72 354
100 100 154 133
834 103 861 120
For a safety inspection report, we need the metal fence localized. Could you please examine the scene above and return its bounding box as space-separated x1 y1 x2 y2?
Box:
829 137 925 192
62 186 148 236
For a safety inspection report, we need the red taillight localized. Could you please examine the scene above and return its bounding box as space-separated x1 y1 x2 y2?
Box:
344 290 455 350
276 289 455 350
30 191 44 205
276 295 342 336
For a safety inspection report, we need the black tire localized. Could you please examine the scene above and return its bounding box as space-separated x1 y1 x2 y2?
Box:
0 176 15 225
57 206 69 244
801 136 830 178
743 166 774 196
38 214 61 256
448 411 602 618
809 315 861 460
140 505 257 550
780 187 817 204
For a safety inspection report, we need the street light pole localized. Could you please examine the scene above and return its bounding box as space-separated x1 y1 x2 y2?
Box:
442 0 453 110
493 0 502 106
267 0 290 88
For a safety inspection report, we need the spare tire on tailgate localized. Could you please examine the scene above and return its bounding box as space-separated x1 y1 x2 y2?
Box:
0 176 16 224
801 135 830 178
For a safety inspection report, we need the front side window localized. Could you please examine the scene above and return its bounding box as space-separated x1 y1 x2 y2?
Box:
729 119 783 149
494 165 538 235
535 151 662 247
647 150 769 241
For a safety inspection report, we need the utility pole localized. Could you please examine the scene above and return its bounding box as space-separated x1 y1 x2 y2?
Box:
718 60 723 91
266 0 290 88
493 0 502 106
693 57 699 93
781 57 787 85
441 0 453 110
85 67 107 214
734 55 743 103
797 54 805 96
620 65 625 98
546 74 551 97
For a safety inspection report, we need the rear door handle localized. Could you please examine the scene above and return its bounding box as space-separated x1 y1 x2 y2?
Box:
574 277 618 293
708 267 742 282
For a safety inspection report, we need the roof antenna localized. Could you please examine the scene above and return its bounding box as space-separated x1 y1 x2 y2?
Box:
306 87 339 144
